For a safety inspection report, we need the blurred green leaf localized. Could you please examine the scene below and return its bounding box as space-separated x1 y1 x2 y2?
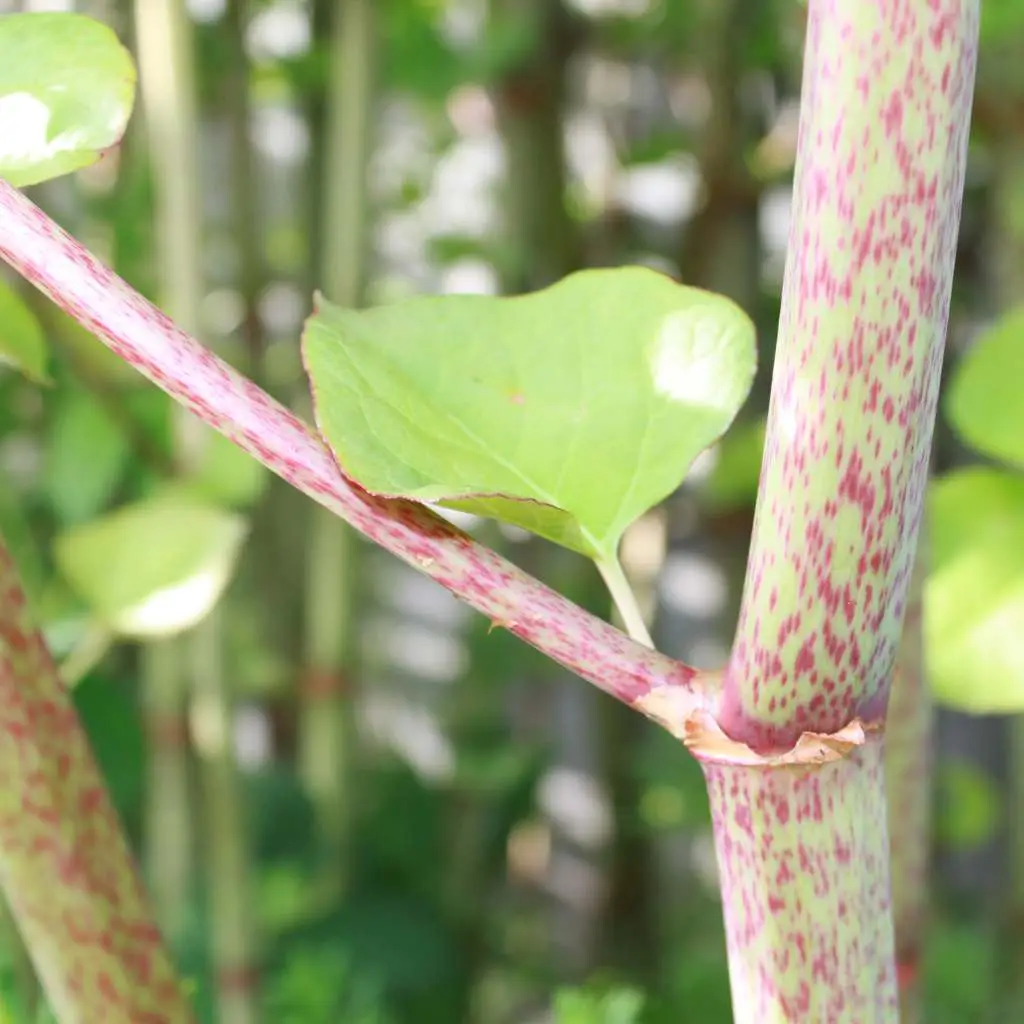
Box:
0 277 49 384
926 467 1024 712
554 985 645 1024
44 388 130 524
945 308 1024 469
53 490 247 639
0 13 136 186
937 761 1001 850
264 944 392 1024
304 268 756 564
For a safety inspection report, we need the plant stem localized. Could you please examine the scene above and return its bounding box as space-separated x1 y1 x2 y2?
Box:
298 0 376 892
700 731 896 1021
132 0 200 949
885 531 931 1023
595 557 654 650
719 0 978 751
0 181 716 727
190 606 256 1024
0 540 192 1021
134 3 257 1015
677 1 977 1017
141 639 193 946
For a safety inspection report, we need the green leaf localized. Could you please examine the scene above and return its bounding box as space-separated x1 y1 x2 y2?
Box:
0 13 136 187
0 276 49 383
44 388 130 524
926 467 1024 712
553 986 645 1024
945 308 1024 469
53 491 247 639
303 267 756 562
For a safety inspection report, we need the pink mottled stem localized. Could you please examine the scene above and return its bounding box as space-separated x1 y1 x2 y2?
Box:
719 0 978 752
694 2 977 1019
701 734 896 1021
0 180 713 722
0 540 192 1021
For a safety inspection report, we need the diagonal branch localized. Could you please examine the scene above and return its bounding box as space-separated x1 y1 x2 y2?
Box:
0 539 192 1021
0 179 715 722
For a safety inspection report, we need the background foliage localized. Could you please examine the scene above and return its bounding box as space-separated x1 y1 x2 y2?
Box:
0 0 1022 1021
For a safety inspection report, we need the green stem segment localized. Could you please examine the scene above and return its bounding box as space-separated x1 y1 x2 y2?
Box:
298 0 376 883
595 557 654 650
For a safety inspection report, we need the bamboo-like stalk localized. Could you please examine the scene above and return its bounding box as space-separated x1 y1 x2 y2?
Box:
189 606 256 1024
885 533 931 1023
297 0 376 890
134 1 257 1016
132 0 200 949
0 540 191 1021
493 0 613 978
683 2 977 1018
140 640 193 945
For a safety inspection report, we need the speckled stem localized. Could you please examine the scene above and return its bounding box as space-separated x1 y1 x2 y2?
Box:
700 735 895 1022
694 3 977 1018
0 539 192 1022
885 533 930 1023
0 179 712 723
719 0 978 751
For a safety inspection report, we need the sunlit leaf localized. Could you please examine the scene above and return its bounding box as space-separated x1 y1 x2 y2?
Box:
0 13 136 187
304 267 756 564
0 277 48 383
945 308 1024 470
926 467 1024 712
54 491 247 639
554 986 645 1024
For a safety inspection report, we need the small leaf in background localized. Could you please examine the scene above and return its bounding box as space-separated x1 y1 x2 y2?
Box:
701 415 766 512
0 277 49 383
553 985 645 1024
304 267 756 563
53 490 247 638
945 308 1024 470
926 467 1024 712
182 427 268 509
936 761 1002 851
0 13 135 187
44 388 130 524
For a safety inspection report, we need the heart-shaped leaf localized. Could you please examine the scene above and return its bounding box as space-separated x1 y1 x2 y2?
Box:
0 276 49 383
0 13 136 187
54 490 247 639
303 267 756 564
945 308 1024 470
926 467 1024 713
